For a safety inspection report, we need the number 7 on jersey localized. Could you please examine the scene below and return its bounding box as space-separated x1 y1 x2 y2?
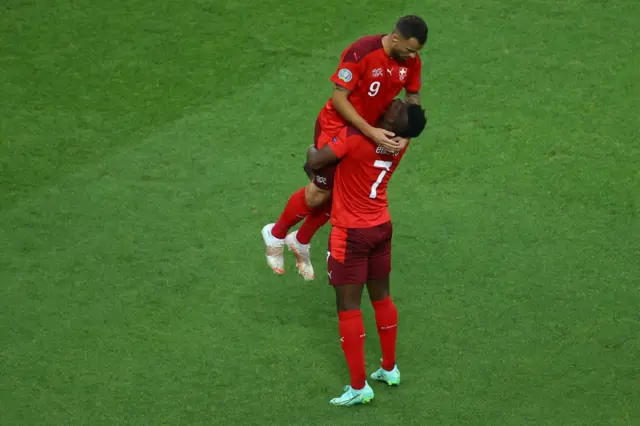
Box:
369 160 393 198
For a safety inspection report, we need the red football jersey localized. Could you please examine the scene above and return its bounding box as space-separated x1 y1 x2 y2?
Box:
318 35 422 135
328 126 408 229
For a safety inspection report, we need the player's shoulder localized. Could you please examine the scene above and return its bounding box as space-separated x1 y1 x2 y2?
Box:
334 126 369 151
345 125 368 143
409 52 422 68
345 125 363 137
406 53 422 67
342 126 379 155
342 34 385 64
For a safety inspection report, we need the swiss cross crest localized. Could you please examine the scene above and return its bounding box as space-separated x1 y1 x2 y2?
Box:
399 67 407 81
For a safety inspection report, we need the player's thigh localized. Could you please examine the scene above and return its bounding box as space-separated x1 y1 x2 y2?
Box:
311 165 337 191
312 120 341 191
314 118 339 150
305 181 331 208
367 221 393 281
327 227 369 286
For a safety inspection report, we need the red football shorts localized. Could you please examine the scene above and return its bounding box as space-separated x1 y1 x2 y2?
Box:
327 221 393 285
311 118 341 190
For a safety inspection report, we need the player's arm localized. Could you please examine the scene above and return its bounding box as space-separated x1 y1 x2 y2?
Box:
306 145 339 171
332 85 398 150
404 55 422 106
393 91 420 150
330 58 370 134
331 86 372 134
302 162 315 180
395 57 423 148
405 91 420 105
306 134 351 170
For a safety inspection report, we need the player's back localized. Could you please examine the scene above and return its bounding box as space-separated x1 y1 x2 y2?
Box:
319 35 422 135
331 127 407 229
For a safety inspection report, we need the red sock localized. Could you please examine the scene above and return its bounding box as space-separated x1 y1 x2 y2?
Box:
372 296 398 371
296 202 331 245
338 310 366 390
271 187 311 239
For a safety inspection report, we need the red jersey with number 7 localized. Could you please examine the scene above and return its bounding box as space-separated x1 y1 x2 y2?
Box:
317 35 422 135
327 126 408 229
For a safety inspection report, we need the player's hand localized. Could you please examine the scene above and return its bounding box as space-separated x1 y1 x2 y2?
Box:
393 137 410 152
367 127 398 151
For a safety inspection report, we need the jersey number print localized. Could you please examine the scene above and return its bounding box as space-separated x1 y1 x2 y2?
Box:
369 160 392 198
367 81 381 97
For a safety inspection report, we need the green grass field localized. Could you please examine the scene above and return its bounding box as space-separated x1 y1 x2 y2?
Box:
2 0 639 424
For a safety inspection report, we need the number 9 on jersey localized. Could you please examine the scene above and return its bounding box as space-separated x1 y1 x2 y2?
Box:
368 81 380 97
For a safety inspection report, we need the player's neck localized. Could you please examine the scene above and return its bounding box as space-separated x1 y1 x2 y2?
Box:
381 34 393 56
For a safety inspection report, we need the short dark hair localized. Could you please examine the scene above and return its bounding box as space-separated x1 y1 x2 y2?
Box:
395 15 428 45
394 104 427 139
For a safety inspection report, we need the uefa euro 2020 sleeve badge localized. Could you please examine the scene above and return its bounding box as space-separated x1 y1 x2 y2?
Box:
338 68 353 83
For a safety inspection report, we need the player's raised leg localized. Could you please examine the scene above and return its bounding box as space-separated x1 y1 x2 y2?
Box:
261 223 286 275
296 183 332 245
271 187 312 240
284 229 315 280
262 185 313 275
286 184 333 281
285 164 334 280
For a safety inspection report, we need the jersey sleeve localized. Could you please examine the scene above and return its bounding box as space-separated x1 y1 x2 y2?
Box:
405 55 422 93
327 137 349 159
330 50 365 92
328 133 360 159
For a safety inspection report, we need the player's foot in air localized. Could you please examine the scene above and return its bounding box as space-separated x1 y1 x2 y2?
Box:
370 364 401 386
329 382 374 406
262 223 284 275
285 231 315 281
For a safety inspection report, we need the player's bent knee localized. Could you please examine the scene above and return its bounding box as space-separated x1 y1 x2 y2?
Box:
305 182 331 208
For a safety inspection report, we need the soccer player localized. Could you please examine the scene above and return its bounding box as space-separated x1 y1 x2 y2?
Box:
306 99 427 406
262 16 428 280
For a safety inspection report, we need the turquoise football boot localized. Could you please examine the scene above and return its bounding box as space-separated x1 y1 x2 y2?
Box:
329 382 374 406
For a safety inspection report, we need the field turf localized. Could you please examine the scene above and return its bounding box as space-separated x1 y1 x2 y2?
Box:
1 0 639 424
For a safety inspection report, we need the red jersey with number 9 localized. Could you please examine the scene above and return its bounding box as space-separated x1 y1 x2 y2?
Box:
317 35 422 135
327 126 408 229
